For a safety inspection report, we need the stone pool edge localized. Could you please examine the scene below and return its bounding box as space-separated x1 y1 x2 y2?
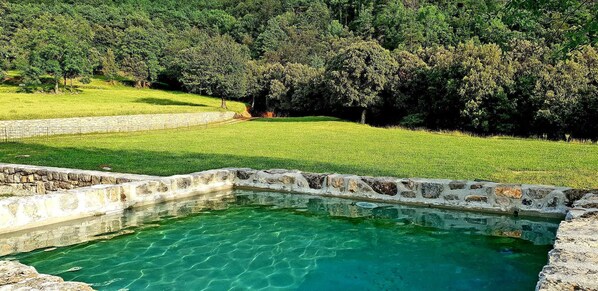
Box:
0 260 92 290
0 163 597 291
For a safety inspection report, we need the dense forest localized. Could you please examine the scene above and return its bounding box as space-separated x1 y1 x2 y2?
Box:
0 0 597 139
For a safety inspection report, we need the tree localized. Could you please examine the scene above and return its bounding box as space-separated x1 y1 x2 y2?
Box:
12 14 93 93
0 25 7 80
0 35 6 80
416 5 453 47
325 41 397 124
118 25 163 88
388 49 428 127
375 0 423 49
101 48 119 84
533 45 598 139
260 62 324 114
455 41 515 133
245 60 269 109
178 34 249 109
190 9 238 35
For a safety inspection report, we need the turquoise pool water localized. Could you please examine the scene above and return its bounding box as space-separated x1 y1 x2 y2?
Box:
7 191 558 290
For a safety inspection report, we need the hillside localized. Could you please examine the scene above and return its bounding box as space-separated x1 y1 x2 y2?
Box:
0 73 245 120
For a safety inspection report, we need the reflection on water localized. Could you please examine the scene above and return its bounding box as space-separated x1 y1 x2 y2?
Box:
0 190 559 257
235 191 560 246
2 190 559 291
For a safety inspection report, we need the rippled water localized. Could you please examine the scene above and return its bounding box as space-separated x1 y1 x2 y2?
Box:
7 190 558 291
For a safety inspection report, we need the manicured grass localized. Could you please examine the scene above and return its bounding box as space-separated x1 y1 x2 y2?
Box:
0 117 596 189
0 75 245 120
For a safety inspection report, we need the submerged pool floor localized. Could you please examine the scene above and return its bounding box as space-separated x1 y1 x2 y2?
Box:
7 190 557 291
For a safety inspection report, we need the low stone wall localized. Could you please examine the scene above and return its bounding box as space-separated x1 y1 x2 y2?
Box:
0 163 158 194
0 165 591 235
0 191 234 256
0 168 235 234
232 168 584 217
536 193 598 290
0 111 236 140
0 260 93 290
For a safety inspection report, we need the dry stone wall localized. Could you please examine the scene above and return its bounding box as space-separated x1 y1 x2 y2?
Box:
0 111 235 140
0 163 158 194
0 171 235 234
232 168 585 217
0 164 235 234
0 164 593 235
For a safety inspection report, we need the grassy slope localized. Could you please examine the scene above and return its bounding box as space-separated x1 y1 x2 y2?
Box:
0 74 245 120
0 117 596 189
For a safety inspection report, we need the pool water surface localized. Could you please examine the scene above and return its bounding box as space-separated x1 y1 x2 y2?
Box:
5 190 559 290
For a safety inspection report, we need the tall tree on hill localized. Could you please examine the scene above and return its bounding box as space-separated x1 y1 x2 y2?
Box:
12 14 93 93
178 34 249 109
101 48 119 84
118 25 163 88
0 39 6 80
325 40 397 124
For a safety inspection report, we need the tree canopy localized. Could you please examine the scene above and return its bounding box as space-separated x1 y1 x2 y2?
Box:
0 0 597 139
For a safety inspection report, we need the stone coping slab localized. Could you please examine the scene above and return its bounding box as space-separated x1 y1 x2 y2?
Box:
0 260 93 290
536 193 598 290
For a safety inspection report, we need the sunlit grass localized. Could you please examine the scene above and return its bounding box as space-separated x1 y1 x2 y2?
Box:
0 75 245 120
1 117 596 189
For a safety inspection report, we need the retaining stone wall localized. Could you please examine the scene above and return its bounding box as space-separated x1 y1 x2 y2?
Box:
0 111 235 140
0 163 158 194
0 167 235 234
232 168 586 217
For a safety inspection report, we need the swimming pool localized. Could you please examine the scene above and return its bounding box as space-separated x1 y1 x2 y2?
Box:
3 190 559 290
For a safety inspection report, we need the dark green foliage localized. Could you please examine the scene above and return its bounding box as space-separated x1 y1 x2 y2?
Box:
118 25 163 88
1 0 597 139
325 41 397 123
101 48 119 84
12 13 93 92
178 34 249 108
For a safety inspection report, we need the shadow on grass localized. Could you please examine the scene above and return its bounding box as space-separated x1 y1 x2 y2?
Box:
135 98 207 107
0 142 391 177
251 116 342 123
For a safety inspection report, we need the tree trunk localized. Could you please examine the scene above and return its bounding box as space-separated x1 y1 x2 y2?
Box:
221 97 227 109
70 78 73 89
55 80 60 94
360 108 367 124
63 76 67 87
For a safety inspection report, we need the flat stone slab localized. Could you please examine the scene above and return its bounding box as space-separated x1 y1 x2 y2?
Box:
0 260 93 290
536 194 598 291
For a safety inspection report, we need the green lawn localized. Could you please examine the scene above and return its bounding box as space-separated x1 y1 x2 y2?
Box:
0 117 596 189
0 74 245 120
